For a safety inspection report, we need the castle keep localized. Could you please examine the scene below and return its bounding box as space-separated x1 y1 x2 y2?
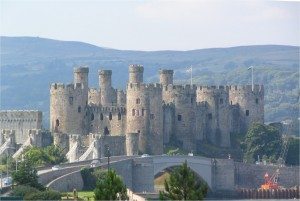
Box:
48 65 264 161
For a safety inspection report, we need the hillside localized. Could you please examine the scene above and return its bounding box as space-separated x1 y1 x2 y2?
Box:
0 36 299 128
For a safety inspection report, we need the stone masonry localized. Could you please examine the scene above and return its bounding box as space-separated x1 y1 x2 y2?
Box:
50 65 264 157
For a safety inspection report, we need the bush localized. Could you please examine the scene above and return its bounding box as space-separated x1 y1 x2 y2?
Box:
24 190 61 200
11 185 39 197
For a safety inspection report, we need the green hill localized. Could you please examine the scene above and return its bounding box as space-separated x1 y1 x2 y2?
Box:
0 36 299 128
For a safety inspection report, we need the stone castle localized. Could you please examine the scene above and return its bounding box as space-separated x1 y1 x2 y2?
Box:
47 64 264 161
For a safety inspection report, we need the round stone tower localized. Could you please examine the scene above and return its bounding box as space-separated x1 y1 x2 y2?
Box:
129 64 144 83
229 85 264 134
50 67 89 136
126 83 150 154
159 69 174 85
99 70 113 106
74 67 89 89
196 86 231 147
126 133 139 156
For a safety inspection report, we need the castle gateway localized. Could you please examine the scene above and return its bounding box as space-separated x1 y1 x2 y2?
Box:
50 65 264 161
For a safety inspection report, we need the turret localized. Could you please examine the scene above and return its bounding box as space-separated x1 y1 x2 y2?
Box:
129 64 144 83
229 85 264 134
99 70 114 106
159 69 174 85
196 86 231 147
74 67 89 89
126 83 150 154
50 66 89 136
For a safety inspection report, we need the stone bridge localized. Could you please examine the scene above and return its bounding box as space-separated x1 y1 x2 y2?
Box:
39 155 300 193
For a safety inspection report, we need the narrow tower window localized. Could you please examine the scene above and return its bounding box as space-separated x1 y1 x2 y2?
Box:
136 98 140 104
55 119 60 127
109 112 112 120
91 113 94 121
208 113 212 120
118 112 121 120
220 98 223 104
78 106 81 113
142 109 145 116
255 98 259 104
69 97 73 105
177 115 182 121
132 109 135 116
104 127 110 135
246 110 250 116
100 113 103 120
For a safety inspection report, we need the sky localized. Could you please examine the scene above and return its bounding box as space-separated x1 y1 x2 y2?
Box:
1 0 299 51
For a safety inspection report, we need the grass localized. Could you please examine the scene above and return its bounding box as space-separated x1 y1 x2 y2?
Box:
61 191 95 201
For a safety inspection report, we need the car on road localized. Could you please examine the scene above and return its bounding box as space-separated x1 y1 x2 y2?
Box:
141 154 149 158
51 165 61 171
90 159 101 167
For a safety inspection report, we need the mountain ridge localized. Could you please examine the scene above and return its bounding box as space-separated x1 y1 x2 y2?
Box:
0 36 299 128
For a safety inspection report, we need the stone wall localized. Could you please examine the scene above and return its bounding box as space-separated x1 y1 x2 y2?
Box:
0 110 42 144
88 106 126 136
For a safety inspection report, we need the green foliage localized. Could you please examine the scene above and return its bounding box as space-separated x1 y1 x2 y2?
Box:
22 145 66 167
24 147 47 166
43 145 66 165
12 159 44 190
80 167 97 190
242 123 282 163
159 161 208 200
286 138 300 165
24 190 61 200
11 185 39 197
94 169 128 200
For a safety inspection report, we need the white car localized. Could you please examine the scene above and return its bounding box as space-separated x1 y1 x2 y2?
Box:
51 165 61 171
188 152 194 156
90 159 100 167
141 154 149 158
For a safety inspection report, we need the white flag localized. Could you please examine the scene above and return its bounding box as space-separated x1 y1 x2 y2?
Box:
186 66 192 73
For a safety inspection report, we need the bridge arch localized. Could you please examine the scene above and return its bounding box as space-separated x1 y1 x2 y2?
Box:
152 156 212 188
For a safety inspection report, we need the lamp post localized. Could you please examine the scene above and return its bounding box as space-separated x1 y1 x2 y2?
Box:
106 145 110 171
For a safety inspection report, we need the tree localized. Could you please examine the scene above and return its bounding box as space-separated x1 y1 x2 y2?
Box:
242 123 282 163
23 147 47 166
159 161 208 200
286 138 300 165
12 159 44 190
44 145 66 165
94 169 128 200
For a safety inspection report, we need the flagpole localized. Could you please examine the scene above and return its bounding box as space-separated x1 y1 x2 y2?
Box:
251 66 254 91
190 65 193 86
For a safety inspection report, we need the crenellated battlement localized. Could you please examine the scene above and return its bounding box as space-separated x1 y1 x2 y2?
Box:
229 84 264 94
129 64 144 73
127 83 162 91
163 84 197 94
197 85 229 96
159 69 174 74
98 69 112 75
48 65 264 154
50 83 85 95
89 106 126 114
74 67 89 73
